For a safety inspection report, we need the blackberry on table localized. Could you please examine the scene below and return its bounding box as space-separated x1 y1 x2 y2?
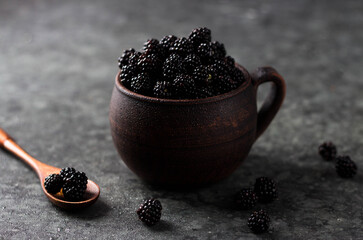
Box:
336 155 357 178
137 198 162 226
131 73 154 95
44 174 63 194
319 141 337 161
118 48 135 69
153 81 173 99
254 177 278 203
163 54 183 80
172 74 196 99
188 27 212 48
248 209 270 233
169 37 193 56
235 188 258 209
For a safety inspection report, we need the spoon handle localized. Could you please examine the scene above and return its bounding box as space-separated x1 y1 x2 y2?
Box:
0 128 53 178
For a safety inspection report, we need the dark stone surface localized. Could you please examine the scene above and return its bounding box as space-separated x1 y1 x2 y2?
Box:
0 0 362 239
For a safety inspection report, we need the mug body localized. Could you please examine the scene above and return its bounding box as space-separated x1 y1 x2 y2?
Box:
109 64 257 186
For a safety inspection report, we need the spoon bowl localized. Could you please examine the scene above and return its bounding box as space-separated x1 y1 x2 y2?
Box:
0 128 100 210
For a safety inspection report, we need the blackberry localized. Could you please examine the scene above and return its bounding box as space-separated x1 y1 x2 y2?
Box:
197 43 213 63
60 167 77 182
163 54 183 80
136 198 162 226
120 64 138 88
131 73 153 95
194 87 214 99
211 41 226 59
159 35 177 55
211 75 238 95
153 81 173 99
188 27 212 48
129 51 142 65
336 155 357 178
248 209 270 233
182 54 201 74
118 48 135 69
44 174 63 194
193 65 212 86
62 171 88 201
143 38 164 58
235 188 258 209
172 75 196 99
318 141 337 161
137 53 162 76
169 37 193 56
254 177 277 203
224 56 235 68
232 67 245 84
211 59 229 76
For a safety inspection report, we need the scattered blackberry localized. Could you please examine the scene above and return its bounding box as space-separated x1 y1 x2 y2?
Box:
248 209 270 233
120 64 138 88
131 73 153 95
188 27 212 48
137 53 162 76
118 48 135 69
235 188 258 209
254 177 278 203
182 54 201 74
137 198 162 226
159 35 177 55
44 174 63 194
193 65 212 86
62 171 88 201
336 155 357 178
172 75 196 98
163 54 183 80
153 81 173 98
318 141 337 161
169 37 193 56
211 41 226 58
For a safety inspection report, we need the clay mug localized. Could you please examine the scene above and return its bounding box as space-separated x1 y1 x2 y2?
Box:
109 64 286 187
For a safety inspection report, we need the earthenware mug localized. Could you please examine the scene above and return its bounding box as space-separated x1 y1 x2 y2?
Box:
109 64 286 187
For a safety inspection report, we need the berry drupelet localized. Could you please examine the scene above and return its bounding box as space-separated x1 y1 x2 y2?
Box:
188 27 212 48
335 155 357 178
254 177 278 203
130 73 153 95
235 188 258 209
248 209 270 233
137 198 162 226
44 174 63 194
60 167 88 201
163 54 183 81
118 48 135 69
318 141 337 161
169 37 193 56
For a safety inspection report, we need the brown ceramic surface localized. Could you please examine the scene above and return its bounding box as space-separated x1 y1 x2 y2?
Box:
109 63 286 187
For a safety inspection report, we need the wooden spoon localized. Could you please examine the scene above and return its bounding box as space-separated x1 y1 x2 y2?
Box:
0 128 100 210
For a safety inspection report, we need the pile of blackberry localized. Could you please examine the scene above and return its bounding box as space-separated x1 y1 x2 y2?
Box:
44 167 88 201
118 27 245 99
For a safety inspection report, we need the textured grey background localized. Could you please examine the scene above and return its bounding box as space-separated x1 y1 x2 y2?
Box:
1 0 363 239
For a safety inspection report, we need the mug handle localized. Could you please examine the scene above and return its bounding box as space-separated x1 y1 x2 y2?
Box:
251 66 286 141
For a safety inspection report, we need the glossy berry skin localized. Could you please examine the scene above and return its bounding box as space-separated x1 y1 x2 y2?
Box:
336 155 357 178
188 27 212 48
254 177 278 203
235 188 258 209
44 174 63 194
211 41 226 58
169 37 193 56
130 73 153 95
248 209 270 233
60 167 77 182
118 48 135 69
160 35 178 55
143 39 162 56
318 142 337 161
182 54 201 74
60 168 88 201
153 81 173 99
120 64 138 88
137 199 162 226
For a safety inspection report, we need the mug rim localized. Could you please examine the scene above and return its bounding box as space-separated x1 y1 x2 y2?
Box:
114 63 252 105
